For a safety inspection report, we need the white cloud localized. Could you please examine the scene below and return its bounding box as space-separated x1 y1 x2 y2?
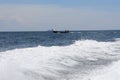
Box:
0 5 119 31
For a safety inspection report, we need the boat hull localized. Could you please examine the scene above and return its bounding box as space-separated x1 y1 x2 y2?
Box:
53 31 69 33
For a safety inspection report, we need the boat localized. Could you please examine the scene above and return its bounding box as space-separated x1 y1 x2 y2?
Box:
52 29 69 33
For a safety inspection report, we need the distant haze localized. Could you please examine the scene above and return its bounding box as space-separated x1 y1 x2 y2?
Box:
0 1 120 31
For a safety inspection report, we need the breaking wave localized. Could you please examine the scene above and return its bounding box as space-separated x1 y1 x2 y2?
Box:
0 39 120 80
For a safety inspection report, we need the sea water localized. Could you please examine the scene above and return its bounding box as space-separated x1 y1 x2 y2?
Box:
0 30 120 80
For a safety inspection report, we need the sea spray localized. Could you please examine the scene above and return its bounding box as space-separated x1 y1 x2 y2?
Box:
0 39 120 80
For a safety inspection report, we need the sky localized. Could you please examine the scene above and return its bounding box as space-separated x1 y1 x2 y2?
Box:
0 0 120 31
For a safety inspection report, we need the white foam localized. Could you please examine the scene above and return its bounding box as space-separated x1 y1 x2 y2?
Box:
89 60 120 80
0 39 120 80
115 38 120 42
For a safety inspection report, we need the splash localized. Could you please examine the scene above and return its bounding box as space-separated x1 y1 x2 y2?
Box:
0 39 120 80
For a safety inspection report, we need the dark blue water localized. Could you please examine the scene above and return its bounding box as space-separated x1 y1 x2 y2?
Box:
0 30 120 52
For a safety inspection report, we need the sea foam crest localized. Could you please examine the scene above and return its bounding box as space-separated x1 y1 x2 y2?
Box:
0 39 120 80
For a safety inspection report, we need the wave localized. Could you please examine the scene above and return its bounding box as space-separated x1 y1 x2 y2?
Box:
89 60 120 80
0 39 120 80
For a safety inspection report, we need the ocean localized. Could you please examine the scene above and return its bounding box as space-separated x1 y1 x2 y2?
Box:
0 30 120 80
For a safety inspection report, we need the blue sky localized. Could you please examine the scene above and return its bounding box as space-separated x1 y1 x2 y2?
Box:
0 0 120 7
0 0 120 31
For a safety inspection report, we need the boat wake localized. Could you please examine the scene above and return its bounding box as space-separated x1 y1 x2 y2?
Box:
0 39 120 80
